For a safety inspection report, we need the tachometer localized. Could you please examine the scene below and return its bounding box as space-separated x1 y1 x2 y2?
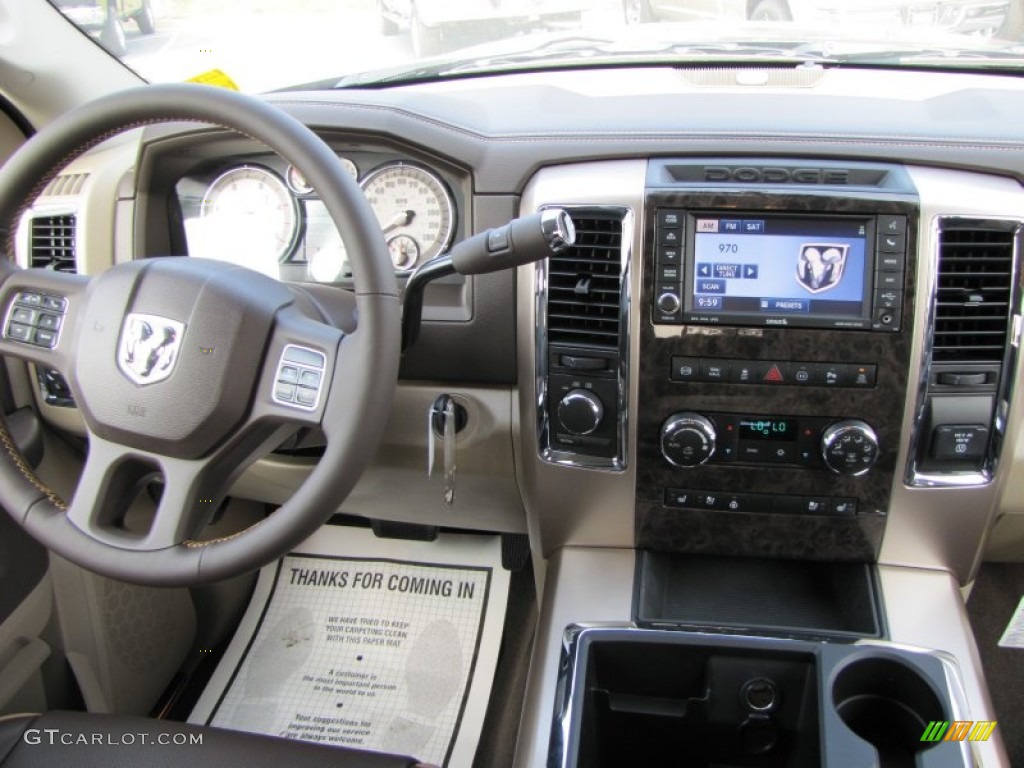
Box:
200 165 298 265
361 164 455 271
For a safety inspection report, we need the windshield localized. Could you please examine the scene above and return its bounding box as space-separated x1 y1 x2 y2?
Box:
49 0 1024 92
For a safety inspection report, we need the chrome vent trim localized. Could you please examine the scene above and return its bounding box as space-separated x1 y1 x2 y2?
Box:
537 205 632 471
29 214 78 273
546 213 624 349
906 216 1023 488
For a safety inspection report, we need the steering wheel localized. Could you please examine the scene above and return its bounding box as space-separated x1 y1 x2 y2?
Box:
0 84 400 586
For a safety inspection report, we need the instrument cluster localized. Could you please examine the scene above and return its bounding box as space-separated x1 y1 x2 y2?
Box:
176 154 457 283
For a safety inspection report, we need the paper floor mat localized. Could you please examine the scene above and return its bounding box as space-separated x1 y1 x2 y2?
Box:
189 525 509 767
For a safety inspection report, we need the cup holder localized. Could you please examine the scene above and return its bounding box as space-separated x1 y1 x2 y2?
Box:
832 656 947 768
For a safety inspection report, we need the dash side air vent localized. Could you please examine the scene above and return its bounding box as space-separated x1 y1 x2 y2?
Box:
546 213 624 350
41 173 89 198
933 225 1014 362
29 214 77 274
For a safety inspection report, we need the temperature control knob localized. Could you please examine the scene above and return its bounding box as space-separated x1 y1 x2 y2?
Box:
821 420 879 476
557 389 604 436
661 412 716 467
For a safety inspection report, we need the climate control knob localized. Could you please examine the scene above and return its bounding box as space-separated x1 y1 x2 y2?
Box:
557 389 604 435
661 412 716 467
821 420 879 476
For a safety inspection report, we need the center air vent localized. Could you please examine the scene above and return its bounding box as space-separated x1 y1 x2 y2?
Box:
29 214 77 273
933 224 1015 362
546 212 624 349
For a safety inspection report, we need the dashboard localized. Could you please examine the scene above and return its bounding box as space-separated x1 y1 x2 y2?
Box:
22 64 1024 572
16 62 1024 767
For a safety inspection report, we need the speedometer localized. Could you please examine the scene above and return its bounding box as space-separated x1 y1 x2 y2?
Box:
200 166 298 265
361 164 455 271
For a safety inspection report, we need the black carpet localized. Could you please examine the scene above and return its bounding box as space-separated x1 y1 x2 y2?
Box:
966 562 1024 766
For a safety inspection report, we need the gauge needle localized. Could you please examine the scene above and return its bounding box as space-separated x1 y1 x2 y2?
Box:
382 209 415 234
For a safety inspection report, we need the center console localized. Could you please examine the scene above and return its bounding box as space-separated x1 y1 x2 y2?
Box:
634 160 920 562
517 159 1018 768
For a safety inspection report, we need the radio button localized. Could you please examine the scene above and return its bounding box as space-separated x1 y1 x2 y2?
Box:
657 246 682 265
655 283 683 323
877 251 905 272
656 290 682 315
875 271 903 291
659 227 682 247
874 289 901 309
877 232 906 253
658 264 682 282
877 215 907 237
658 209 685 229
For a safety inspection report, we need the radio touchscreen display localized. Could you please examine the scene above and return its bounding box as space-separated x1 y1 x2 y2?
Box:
685 214 873 329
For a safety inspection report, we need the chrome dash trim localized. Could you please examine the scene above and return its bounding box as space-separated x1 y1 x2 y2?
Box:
905 214 1024 488
536 205 633 471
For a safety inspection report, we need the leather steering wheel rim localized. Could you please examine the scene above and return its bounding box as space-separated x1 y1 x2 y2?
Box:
0 84 400 586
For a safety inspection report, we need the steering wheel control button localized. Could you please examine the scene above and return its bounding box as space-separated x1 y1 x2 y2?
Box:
11 307 38 325
5 291 68 348
33 329 57 348
36 313 62 331
16 292 42 307
41 295 67 312
6 323 32 343
274 344 326 410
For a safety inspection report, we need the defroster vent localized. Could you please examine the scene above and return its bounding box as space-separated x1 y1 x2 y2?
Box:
29 214 77 273
546 212 625 349
933 224 1015 362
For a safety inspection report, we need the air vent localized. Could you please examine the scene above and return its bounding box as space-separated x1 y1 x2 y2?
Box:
546 212 624 349
29 214 77 273
933 225 1014 362
41 173 89 198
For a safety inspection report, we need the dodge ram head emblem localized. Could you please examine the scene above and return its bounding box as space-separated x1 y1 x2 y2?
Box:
796 243 849 294
117 313 185 385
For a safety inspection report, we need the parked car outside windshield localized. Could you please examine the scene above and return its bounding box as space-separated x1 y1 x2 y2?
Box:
46 0 1023 94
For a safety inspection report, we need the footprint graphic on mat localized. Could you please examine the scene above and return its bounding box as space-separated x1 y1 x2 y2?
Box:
231 606 315 732
380 619 463 757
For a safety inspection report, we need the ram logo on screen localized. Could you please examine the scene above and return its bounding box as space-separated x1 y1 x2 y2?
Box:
796 243 849 294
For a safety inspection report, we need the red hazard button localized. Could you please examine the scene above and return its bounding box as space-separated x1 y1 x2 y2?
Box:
762 364 785 383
